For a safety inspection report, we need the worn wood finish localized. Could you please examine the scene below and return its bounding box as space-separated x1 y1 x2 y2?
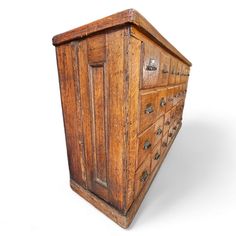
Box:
53 9 191 228
52 9 191 66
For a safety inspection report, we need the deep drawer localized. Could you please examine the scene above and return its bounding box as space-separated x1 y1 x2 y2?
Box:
134 157 151 198
150 140 162 172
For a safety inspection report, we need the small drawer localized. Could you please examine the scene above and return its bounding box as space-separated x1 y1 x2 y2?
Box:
157 87 167 116
173 85 182 105
151 140 162 172
134 157 151 198
161 133 168 156
163 110 171 135
139 91 158 133
166 86 174 112
153 115 164 146
182 83 187 97
181 65 190 83
171 122 178 136
169 57 177 85
141 42 161 89
170 106 175 124
176 118 182 130
137 124 155 168
175 61 182 84
159 50 170 86
167 126 174 145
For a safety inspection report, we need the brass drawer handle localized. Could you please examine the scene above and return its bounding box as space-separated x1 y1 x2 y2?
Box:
162 69 169 74
140 170 149 182
165 120 170 125
176 72 180 75
162 142 168 148
154 152 160 160
160 98 166 107
156 127 162 135
146 59 157 71
144 140 152 150
145 104 154 114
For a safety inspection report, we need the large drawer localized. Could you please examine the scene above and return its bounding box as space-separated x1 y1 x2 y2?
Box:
141 41 170 89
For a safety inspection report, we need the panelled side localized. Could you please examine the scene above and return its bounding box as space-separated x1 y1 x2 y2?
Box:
55 44 87 188
77 29 127 211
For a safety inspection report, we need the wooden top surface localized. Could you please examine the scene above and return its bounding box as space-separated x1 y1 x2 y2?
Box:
52 9 192 66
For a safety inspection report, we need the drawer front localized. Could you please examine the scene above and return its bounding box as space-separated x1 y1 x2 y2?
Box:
181 65 190 83
173 85 182 105
171 122 178 137
142 41 161 89
161 133 168 156
139 91 158 132
167 125 174 145
163 110 171 135
170 106 176 124
137 124 155 168
175 61 182 84
159 50 170 86
151 140 162 172
166 86 174 112
153 115 164 146
134 157 151 198
169 57 177 85
157 88 167 116
182 83 187 98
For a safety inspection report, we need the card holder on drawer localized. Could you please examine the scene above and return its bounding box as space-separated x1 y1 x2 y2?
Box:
134 157 151 198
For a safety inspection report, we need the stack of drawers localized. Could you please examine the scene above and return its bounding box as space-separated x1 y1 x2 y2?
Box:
53 9 191 228
135 36 190 197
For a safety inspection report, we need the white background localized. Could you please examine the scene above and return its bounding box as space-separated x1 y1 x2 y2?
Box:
0 0 236 235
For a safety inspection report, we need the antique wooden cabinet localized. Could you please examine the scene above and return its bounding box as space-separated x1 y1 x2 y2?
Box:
52 9 191 228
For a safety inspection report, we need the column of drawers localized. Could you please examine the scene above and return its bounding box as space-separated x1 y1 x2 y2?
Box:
134 38 190 197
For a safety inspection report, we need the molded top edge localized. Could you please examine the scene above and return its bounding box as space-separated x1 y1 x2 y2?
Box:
52 9 192 66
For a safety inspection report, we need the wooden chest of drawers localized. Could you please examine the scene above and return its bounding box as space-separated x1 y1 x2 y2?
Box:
52 9 191 228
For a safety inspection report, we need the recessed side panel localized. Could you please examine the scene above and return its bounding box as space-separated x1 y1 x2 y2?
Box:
78 30 126 210
89 64 108 188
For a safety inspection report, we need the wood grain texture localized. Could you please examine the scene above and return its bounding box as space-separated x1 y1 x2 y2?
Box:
52 9 191 66
56 44 87 188
125 35 141 212
70 123 182 229
53 10 191 228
